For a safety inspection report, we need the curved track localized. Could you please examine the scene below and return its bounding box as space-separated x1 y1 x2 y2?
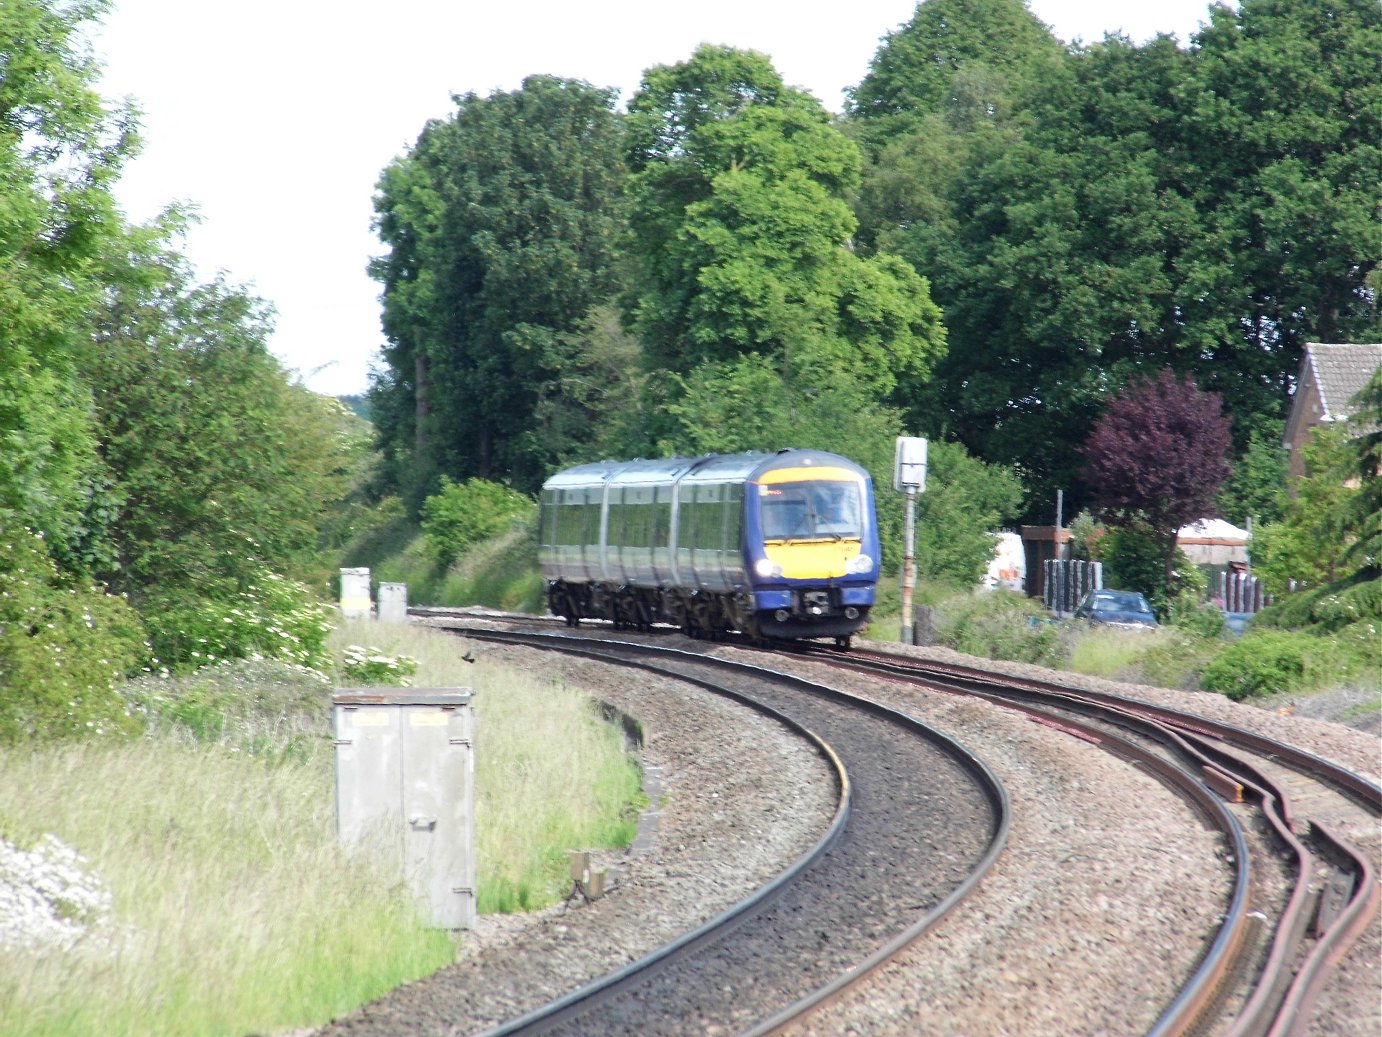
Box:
353 612 1377 1035
457 629 1011 1036
803 644 1381 1037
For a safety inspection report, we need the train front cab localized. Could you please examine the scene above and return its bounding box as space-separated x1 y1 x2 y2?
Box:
743 454 879 643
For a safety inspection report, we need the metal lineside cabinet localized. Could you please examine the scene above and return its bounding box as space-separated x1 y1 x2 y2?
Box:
332 688 475 929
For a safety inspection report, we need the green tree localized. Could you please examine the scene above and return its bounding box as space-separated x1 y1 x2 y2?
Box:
911 440 1025 586
892 36 1214 511
1252 421 1372 594
1217 418 1289 528
623 45 945 412
0 0 138 571
370 75 626 499
853 0 1380 516
524 304 649 472
845 0 1065 146
83 244 351 668
1185 0 1382 350
1343 367 1382 569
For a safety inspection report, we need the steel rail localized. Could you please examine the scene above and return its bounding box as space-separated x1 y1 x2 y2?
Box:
843 658 1253 1037
465 633 853 1037
1182 740 1380 1037
1268 818 1379 1037
448 626 1011 1037
815 646 1377 1037
840 648 1382 812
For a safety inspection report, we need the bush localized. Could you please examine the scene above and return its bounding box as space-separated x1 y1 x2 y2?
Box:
934 590 1066 667
340 645 419 686
142 570 334 673
1199 630 1344 701
1166 594 1226 638
420 477 534 569
0 526 147 742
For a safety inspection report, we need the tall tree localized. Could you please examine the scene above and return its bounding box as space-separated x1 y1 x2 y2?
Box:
623 44 945 413
846 0 1065 147
849 0 1380 520
1184 0 1382 351
84 242 353 663
370 75 625 499
0 0 138 571
1081 370 1232 592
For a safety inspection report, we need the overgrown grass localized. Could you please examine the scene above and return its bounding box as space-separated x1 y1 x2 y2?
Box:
1 621 645 1036
913 589 1379 721
327 619 645 913
0 739 454 1037
345 516 544 613
1066 626 1156 678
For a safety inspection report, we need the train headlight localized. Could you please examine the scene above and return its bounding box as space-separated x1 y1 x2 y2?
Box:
845 553 874 574
754 558 783 578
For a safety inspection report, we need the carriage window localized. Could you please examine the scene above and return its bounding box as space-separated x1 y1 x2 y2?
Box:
724 485 742 549
692 485 724 550
555 489 583 545
654 489 672 549
540 489 557 546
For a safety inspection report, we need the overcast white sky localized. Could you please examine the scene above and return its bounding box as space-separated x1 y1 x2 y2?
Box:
90 1 1227 397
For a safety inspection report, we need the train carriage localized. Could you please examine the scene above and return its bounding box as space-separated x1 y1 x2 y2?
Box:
538 449 880 644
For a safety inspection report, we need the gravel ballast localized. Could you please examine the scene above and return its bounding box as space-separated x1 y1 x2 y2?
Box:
321 624 1379 1037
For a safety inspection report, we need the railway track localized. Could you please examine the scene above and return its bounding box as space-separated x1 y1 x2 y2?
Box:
784 642 1381 1037
327 612 1379 1036
456 629 1011 1036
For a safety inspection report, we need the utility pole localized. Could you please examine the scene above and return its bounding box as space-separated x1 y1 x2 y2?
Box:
901 486 917 644
894 437 928 645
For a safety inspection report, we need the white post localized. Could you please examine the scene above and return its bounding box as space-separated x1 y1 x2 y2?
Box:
893 436 928 646
378 582 408 623
339 567 371 620
901 488 917 645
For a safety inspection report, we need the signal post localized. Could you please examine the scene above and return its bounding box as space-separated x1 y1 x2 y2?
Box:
894 437 928 645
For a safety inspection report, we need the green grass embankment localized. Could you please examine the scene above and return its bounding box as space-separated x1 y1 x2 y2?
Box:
0 621 642 1037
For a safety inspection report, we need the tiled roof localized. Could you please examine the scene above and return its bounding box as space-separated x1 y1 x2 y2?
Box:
1305 342 1382 422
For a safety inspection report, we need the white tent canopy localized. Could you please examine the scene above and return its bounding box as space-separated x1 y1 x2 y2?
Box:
1178 518 1250 542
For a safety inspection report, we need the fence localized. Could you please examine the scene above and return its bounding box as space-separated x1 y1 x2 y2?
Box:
1041 559 1275 617
1216 571 1271 614
1044 559 1102 616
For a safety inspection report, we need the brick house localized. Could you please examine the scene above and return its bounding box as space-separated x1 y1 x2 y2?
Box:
1282 342 1382 482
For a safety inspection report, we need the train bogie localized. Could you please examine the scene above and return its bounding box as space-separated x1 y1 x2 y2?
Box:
538 449 880 643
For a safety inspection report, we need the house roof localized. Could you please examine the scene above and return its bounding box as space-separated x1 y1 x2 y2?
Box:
1303 342 1382 422
1284 342 1382 449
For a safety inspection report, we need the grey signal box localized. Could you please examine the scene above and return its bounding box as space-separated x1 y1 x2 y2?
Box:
333 688 475 929
893 436 928 492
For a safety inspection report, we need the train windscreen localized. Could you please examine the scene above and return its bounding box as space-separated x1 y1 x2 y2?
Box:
759 479 864 541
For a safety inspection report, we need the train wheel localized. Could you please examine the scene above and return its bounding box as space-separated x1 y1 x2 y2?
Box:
834 635 852 650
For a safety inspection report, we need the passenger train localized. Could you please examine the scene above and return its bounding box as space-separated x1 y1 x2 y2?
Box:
537 449 880 645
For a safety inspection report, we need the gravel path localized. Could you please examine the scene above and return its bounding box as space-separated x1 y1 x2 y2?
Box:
316 626 1380 1037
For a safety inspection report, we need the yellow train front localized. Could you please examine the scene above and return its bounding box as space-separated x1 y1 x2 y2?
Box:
538 449 880 645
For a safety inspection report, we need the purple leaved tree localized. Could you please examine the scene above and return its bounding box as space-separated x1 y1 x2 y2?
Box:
1081 369 1233 593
